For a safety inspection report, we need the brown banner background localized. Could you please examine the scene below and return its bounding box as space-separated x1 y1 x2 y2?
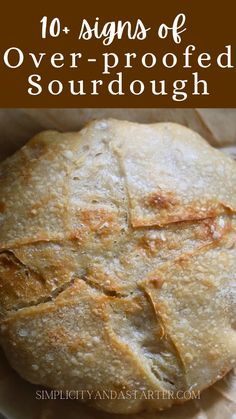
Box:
0 0 236 107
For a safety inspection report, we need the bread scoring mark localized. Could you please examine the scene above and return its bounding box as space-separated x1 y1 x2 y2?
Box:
141 281 188 378
135 216 230 259
0 269 128 318
132 200 235 229
84 264 124 295
139 283 188 389
0 251 48 313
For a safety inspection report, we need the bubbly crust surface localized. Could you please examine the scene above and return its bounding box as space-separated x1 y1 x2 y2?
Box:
0 119 236 414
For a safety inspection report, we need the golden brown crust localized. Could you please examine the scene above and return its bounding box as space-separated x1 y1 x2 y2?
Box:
0 119 235 414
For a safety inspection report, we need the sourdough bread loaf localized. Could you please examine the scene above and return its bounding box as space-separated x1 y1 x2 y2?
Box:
0 120 235 414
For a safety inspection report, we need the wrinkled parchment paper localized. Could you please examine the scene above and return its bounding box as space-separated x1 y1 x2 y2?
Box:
0 108 235 419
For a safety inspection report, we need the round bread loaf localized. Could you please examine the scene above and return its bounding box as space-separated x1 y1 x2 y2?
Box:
0 119 235 414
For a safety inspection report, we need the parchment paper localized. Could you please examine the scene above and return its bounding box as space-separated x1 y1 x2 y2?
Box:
0 108 235 419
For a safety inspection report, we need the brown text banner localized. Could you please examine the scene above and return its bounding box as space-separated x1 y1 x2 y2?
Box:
0 0 235 107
